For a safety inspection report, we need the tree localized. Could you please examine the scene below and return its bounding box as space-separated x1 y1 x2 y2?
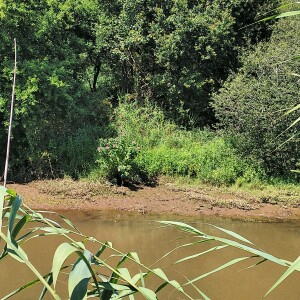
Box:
212 17 300 177
0 0 111 180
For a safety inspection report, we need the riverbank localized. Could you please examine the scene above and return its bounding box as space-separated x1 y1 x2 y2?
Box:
6 177 300 222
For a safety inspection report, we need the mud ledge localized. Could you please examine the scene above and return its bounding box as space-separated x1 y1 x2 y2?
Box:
6 179 300 222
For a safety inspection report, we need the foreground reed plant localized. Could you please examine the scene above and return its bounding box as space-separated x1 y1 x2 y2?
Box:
0 186 299 299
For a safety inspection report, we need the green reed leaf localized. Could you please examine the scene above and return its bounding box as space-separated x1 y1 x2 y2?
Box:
0 232 60 299
52 243 81 288
186 256 250 285
138 287 157 300
209 224 254 245
8 195 21 234
69 249 93 300
175 245 227 264
263 256 300 298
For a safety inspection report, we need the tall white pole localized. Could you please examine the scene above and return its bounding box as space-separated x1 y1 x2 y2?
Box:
4 38 17 187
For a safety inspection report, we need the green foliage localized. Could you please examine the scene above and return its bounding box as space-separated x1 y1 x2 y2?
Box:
0 0 280 181
96 134 141 185
0 187 202 299
137 137 262 185
111 102 263 185
113 100 177 149
0 0 112 180
212 17 300 178
92 0 278 126
160 220 300 299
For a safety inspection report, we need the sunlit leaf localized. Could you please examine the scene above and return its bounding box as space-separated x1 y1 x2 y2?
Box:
39 227 72 234
8 195 22 234
69 249 93 300
263 256 300 298
138 287 157 300
175 245 227 264
261 10 300 21
118 268 132 282
208 236 290 267
158 221 204 235
186 257 250 285
52 243 80 287
209 224 254 244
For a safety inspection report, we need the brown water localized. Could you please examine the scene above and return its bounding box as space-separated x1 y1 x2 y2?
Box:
1 211 300 300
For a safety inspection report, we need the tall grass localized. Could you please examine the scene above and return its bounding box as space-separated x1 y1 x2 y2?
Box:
110 101 263 185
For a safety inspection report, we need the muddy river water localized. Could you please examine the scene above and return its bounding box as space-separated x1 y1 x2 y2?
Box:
1 211 300 299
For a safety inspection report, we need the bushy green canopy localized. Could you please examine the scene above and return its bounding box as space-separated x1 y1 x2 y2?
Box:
0 0 278 180
212 17 300 177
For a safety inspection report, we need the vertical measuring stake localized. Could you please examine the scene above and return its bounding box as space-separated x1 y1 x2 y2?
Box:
3 38 17 187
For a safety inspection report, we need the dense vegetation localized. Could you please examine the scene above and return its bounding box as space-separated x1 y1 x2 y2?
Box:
0 0 299 185
212 17 300 178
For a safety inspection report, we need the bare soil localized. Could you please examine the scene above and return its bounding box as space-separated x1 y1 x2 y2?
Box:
6 179 300 222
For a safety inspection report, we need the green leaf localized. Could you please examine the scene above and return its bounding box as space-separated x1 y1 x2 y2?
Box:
39 273 54 300
61 214 81 233
152 268 184 293
260 10 300 22
94 241 112 258
153 239 212 265
263 256 300 298
158 221 204 235
209 224 254 245
6 230 28 264
175 245 227 264
52 243 80 287
39 227 72 234
138 287 157 300
0 232 60 299
97 282 133 291
11 215 31 239
8 195 22 234
274 10 300 19
69 249 93 300
132 272 147 285
186 257 250 285
118 268 132 282
212 236 290 267
6 188 17 197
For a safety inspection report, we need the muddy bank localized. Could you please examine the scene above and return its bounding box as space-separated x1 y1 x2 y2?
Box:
7 179 300 222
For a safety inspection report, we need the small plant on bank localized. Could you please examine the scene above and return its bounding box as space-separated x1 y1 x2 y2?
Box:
96 134 141 185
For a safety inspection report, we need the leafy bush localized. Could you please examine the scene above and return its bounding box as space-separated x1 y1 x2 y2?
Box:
212 18 300 178
113 100 177 149
137 137 262 185
96 134 141 185
110 102 263 185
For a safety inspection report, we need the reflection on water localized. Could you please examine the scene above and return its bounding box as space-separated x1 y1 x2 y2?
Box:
1 210 300 299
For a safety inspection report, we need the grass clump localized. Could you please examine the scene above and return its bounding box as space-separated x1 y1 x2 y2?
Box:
136 138 261 185
95 101 264 186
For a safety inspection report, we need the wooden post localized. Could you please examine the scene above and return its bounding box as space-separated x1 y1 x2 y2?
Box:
3 38 17 187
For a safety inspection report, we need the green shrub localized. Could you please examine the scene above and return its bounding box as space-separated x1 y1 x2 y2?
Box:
94 101 264 185
96 134 142 185
212 18 300 178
